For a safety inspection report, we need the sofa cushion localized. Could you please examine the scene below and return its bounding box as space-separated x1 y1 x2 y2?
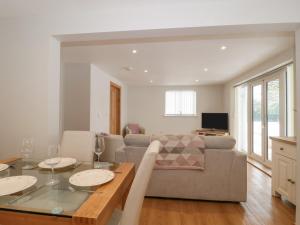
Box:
124 134 151 147
124 134 236 149
203 136 236 149
151 134 205 152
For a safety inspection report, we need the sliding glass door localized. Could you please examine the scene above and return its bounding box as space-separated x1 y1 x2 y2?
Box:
251 81 264 160
266 77 281 162
235 64 295 168
249 70 285 167
235 85 248 153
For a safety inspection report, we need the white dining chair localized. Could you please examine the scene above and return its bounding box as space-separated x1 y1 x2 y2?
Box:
108 140 160 225
60 130 96 163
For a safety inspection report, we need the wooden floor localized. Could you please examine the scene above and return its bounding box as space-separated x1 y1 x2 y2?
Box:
140 164 295 225
247 157 272 177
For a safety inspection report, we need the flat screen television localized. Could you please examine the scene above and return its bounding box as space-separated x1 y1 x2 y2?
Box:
202 113 228 130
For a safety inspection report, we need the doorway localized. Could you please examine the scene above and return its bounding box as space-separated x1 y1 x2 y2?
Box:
249 69 286 167
110 82 121 135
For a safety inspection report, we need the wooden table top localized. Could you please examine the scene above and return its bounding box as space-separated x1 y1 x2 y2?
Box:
0 157 135 225
73 163 135 225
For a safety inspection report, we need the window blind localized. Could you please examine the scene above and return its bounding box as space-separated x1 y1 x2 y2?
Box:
165 90 197 116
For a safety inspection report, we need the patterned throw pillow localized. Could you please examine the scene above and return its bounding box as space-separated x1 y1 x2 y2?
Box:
127 124 140 134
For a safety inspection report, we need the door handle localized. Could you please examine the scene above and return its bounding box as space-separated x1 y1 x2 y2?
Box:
280 147 284 151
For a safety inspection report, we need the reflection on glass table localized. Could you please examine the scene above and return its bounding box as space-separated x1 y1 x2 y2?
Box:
0 159 119 217
20 138 35 170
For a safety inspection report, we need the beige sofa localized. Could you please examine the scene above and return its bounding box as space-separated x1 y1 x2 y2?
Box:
101 134 124 162
115 134 247 202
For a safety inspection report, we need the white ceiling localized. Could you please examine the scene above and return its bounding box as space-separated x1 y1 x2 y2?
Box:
62 33 294 86
0 0 214 19
0 0 116 18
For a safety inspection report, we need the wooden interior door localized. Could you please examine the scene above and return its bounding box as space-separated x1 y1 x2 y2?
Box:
110 82 121 134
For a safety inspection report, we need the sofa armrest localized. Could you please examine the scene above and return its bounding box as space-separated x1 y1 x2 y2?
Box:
115 146 147 170
102 135 124 162
229 151 247 201
204 149 247 202
115 146 126 163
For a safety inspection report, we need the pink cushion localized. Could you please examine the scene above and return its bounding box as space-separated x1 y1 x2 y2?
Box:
127 124 140 134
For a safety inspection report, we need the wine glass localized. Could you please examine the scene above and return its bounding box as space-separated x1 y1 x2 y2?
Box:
45 145 61 186
21 138 35 170
94 136 105 168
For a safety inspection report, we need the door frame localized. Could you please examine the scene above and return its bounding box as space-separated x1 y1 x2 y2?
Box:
249 79 265 163
248 70 286 167
264 73 286 167
110 82 121 135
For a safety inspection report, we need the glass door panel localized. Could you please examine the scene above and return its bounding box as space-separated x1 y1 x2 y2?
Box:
245 67 290 167
249 69 286 167
266 79 280 161
235 85 248 152
252 84 263 157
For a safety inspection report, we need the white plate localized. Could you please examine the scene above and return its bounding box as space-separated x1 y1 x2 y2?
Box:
0 164 9 172
0 175 37 196
69 169 115 187
38 157 77 169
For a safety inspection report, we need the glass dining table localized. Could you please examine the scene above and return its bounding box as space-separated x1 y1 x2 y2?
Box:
0 158 135 225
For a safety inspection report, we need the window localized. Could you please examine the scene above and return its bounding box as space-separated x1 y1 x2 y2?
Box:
165 90 197 116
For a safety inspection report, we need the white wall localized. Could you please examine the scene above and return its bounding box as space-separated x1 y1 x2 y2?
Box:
63 63 90 131
295 29 300 225
0 1 300 159
223 48 294 137
62 63 127 134
127 85 224 134
49 38 61 144
90 64 127 133
0 20 50 159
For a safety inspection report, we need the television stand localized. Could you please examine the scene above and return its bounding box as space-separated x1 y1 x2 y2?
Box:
194 129 229 136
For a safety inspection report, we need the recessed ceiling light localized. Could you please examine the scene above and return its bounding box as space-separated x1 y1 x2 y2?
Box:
144 69 148 73
149 80 153 83
123 66 133 71
132 49 137 54
195 79 199 82
220 46 227 50
204 68 208 72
